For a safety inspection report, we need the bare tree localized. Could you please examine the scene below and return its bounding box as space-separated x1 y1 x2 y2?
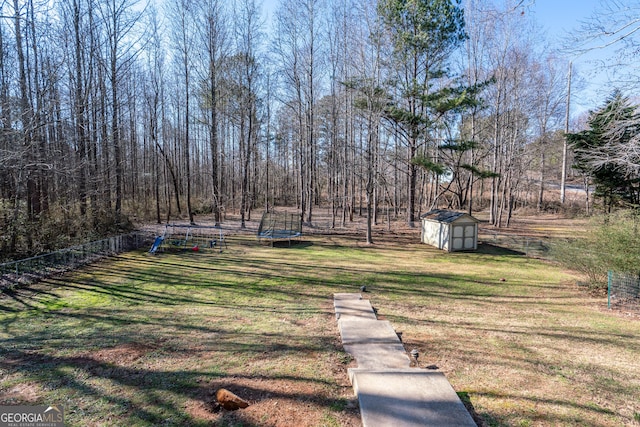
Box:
97 0 145 216
325 0 357 228
167 0 197 223
568 1 640 92
530 55 566 210
344 0 386 243
232 0 263 228
272 0 324 225
142 5 167 223
195 0 227 225
466 1 538 226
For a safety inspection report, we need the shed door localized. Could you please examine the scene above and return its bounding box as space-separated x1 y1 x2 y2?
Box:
452 224 476 251
464 225 476 249
452 226 464 250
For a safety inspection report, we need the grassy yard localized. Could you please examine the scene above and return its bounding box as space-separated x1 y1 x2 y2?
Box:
1 226 639 426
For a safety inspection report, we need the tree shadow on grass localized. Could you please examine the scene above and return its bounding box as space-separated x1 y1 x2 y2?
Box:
457 391 482 426
258 240 313 249
476 243 524 256
0 256 358 425
0 333 354 426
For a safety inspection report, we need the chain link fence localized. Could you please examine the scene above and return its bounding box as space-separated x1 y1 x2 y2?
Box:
608 271 640 313
479 231 549 257
0 232 152 291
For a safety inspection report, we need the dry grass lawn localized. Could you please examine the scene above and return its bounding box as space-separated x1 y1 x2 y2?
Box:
1 212 638 426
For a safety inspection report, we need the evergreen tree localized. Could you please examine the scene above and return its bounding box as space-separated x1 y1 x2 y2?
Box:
568 91 640 210
377 0 467 225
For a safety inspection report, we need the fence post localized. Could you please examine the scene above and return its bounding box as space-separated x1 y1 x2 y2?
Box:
607 270 612 309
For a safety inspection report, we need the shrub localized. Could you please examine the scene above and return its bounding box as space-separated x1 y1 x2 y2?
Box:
550 210 640 290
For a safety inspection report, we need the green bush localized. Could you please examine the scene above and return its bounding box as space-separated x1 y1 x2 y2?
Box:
550 210 640 290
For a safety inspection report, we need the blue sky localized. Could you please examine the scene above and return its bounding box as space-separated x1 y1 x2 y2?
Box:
532 0 600 39
531 0 606 113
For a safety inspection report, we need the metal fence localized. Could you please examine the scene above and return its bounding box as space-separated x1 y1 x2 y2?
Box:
0 232 152 291
608 271 640 313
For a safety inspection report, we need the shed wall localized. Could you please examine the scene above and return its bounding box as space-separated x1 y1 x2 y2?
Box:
421 220 449 250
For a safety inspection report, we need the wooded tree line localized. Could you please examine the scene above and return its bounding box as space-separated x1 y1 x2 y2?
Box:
0 0 635 258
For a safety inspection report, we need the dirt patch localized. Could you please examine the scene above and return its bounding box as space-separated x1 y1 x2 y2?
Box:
81 342 158 366
184 398 218 423
184 376 360 427
0 382 41 405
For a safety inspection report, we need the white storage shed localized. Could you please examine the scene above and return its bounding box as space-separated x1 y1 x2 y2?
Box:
420 209 479 252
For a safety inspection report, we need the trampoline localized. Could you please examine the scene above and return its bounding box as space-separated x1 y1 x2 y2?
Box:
257 211 302 246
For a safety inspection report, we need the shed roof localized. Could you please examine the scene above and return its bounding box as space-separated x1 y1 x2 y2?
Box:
420 209 478 223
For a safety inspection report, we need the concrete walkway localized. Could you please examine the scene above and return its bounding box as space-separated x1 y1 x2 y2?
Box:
334 293 476 427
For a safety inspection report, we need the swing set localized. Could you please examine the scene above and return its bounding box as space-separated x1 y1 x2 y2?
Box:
149 224 227 254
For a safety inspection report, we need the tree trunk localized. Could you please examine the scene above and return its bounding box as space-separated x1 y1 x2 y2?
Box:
73 0 88 218
210 60 220 224
408 143 417 227
537 148 546 211
110 36 122 216
13 0 35 249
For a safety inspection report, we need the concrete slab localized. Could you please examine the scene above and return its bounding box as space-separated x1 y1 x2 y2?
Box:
333 292 363 300
351 370 476 427
334 299 377 321
338 319 401 345
343 343 411 371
